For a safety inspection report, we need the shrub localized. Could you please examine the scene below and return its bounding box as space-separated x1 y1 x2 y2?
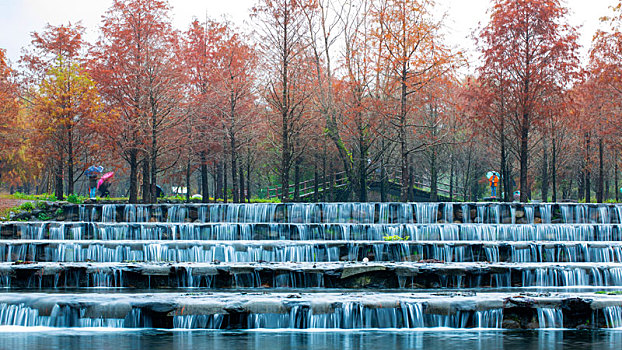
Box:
19 202 34 211
66 194 85 204
37 212 51 221
383 235 410 241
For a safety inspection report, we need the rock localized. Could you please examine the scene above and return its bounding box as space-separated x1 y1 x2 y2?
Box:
515 210 525 219
418 259 445 263
502 319 521 329
341 265 386 279
526 321 540 329
534 217 542 224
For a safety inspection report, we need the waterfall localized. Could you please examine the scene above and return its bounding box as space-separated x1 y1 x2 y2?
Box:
461 204 471 223
537 308 563 328
167 206 188 223
475 309 503 328
415 203 439 224
524 206 535 224
615 205 622 224
173 314 224 329
575 205 588 224
101 205 117 223
488 204 501 224
599 206 611 224
476 205 485 223
561 205 573 223
443 204 454 223
603 306 622 328
540 205 552 224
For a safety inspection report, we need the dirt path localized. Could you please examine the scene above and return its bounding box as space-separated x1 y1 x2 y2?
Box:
0 197 29 216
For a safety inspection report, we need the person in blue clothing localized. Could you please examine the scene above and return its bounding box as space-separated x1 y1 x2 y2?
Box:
489 173 499 198
86 166 103 199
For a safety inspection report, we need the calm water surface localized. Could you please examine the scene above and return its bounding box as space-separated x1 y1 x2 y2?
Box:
0 329 621 350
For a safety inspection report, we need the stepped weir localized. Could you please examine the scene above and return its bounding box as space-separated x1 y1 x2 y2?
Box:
2 202 622 331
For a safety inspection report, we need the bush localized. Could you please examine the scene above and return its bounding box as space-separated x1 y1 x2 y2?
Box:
36 201 48 210
19 202 34 211
383 235 410 241
55 208 64 216
37 212 51 221
66 193 85 204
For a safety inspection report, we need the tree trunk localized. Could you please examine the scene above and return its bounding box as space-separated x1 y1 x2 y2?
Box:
430 148 438 202
142 157 150 204
66 128 74 195
449 152 454 201
314 169 319 202
223 157 228 203
322 146 327 202
519 112 529 202
578 170 585 201
597 137 604 203
541 138 549 202
500 112 510 202
150 113 158 203
200 151 209 203
552 140 557 202
408 165 415 202
128 150 138 204
231 138 239 203
246 156 251 202
293 157 301 202
329 163 335 201
615 149 619 202
216 161 223 201
380 162 387 202
239 164 245 204
585 134 591 202
185 159 191 203
55 150 64 201
399 70 409 202
357 141 368 202
463 146 473 200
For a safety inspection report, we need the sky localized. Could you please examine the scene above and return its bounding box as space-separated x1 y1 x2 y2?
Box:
0 0 618 69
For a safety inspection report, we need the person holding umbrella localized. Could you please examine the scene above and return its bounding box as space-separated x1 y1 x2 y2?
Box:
85 165 103 199
98 172 115 198
487 171 500 199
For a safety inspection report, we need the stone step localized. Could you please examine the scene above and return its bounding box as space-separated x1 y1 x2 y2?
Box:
3 222 622 241
2 261 622 289
2 240 622 264
50 202 621 225
0 291 620 329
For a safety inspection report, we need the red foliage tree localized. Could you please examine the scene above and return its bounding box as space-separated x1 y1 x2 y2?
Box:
476 0 580 202
91 0 185 203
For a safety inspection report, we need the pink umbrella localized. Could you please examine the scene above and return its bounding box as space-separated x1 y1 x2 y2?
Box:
97 172 115 189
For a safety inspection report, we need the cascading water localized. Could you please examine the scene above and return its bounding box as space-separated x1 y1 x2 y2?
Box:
537 308 563 329
3 202 622 332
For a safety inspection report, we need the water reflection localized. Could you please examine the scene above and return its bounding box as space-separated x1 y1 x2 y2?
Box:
0 330 621 350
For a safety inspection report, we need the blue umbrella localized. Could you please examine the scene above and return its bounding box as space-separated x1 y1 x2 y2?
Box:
85 165 103 178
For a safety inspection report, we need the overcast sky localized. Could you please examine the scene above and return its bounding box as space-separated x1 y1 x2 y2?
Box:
0 0 617 68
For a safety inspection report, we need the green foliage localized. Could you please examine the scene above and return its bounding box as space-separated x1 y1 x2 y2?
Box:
19 202 34 211
596 291 622 295
251 197 281 203
54 208 64 216
35 201 48 210
37 212 51 221
66 193 86 204
11 192 57 201
383 235 410 241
